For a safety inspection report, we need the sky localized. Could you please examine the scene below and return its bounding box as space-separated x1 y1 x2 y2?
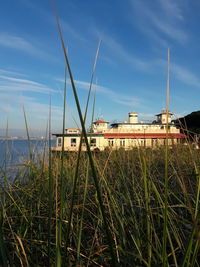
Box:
0 0 200 136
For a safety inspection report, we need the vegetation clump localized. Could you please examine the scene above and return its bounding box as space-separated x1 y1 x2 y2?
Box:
0 145 200 266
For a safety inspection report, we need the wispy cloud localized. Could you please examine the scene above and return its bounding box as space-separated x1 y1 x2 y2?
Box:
0 75 45 87
98 55 117 67
159 0 183 20
20 0 87 43
59 19 87 43
171 63 200 87
23 100 63 121
0 32 57 61
0 68 27 77
0 92 63 127
0 74 78 132
0 33 36 51
0 93 34 112
0 69 62 131
93 29 157 71
0 75 56 94
129 0 187 44
57 78 140 107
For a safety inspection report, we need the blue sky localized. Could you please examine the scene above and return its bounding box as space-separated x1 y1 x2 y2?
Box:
0 0 200 136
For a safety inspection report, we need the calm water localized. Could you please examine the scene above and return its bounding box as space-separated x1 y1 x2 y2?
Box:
0 139 56 168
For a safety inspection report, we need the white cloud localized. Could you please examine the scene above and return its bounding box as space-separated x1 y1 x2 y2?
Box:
150 16 187 43
0 75 44 87
23 100 63 121
98 55 117 67
57 78 140 107
0 69 27 77
0 33 58 61
93 29 156 71
129 0 187 44
0 75 56 94
0 92 63 129
60 19 87 43
159 0 184 21
20 0 87 43
171 63 200 87
0 33 38 53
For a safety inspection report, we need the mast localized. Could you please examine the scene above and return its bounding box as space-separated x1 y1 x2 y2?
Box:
162 47 170 267
166 48 170 123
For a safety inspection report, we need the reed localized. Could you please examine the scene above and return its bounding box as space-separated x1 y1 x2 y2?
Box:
162 48 170 267
56 65 67 267
0 143 200 266
47 96 53 266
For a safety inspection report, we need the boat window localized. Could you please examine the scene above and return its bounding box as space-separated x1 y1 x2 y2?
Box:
67 129 79 133
140 139 145 147
58 137 62 147
71 138 76 147
108 139 114 147
90 138 96 146
131 139 137 146
120 139 125 147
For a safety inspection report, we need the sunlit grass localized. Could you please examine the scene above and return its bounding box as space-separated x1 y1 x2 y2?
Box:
0 144 200 266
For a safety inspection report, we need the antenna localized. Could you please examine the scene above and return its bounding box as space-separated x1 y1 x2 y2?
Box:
163 47 170 263
98 107 103 120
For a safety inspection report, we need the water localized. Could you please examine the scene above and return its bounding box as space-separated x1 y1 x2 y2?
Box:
0 139 56 171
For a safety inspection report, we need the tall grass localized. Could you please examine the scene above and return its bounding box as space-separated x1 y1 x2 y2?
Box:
48 96 53 266
0 143 200 266
53 6 117 265
162 48 170 267
56 65 67 267
65 40 101 254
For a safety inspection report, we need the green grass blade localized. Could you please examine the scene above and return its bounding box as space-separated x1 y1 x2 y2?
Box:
162 48 170 267
48 95 53 266
53 10 117 265
22 106 32 162
56 66 67 266
65 41 101 263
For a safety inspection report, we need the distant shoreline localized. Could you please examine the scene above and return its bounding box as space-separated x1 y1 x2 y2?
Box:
0 137 54 140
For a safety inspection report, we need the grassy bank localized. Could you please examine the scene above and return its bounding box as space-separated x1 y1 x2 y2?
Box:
0 145 200 266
